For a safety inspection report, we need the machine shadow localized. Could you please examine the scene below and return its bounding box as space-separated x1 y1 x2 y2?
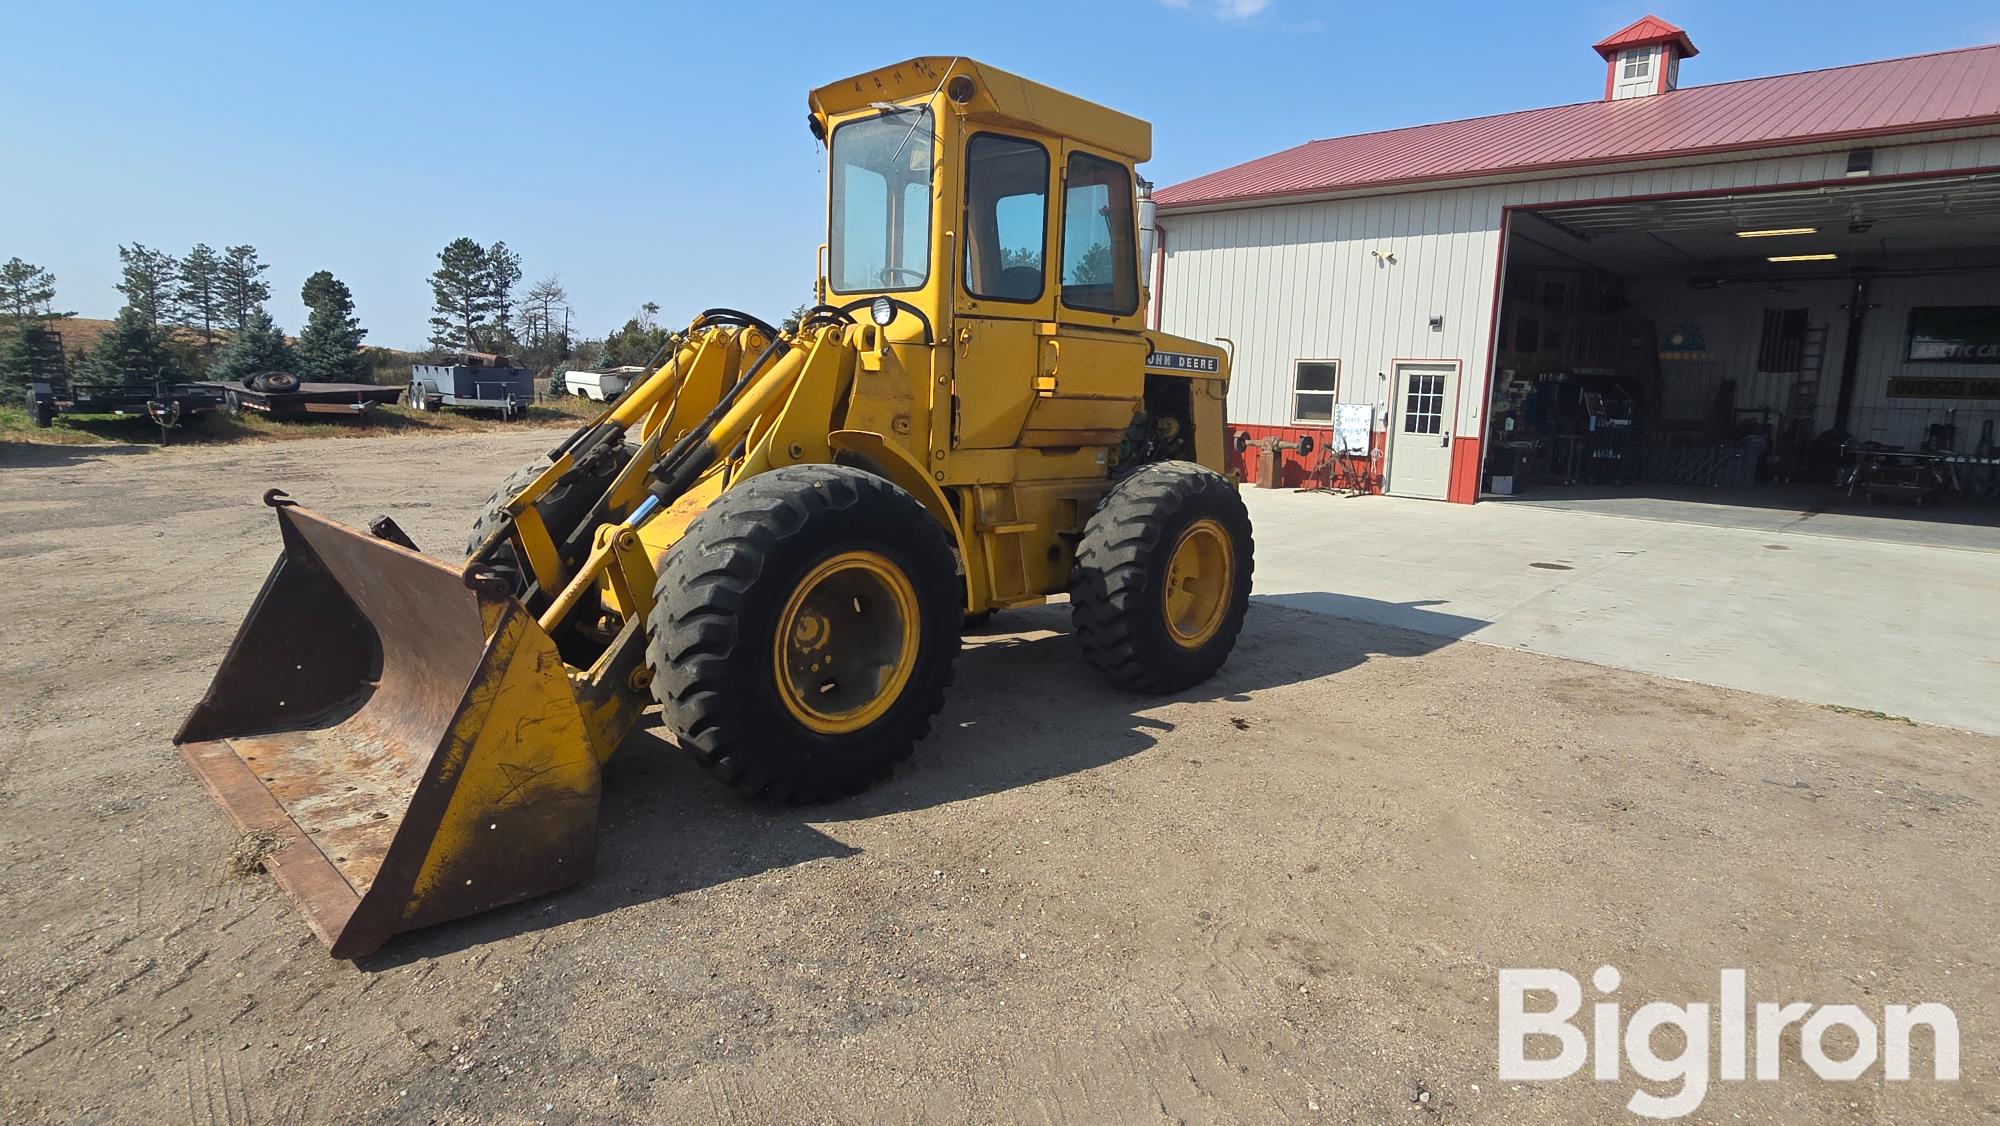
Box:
0 440 156 467
365 596 1478 966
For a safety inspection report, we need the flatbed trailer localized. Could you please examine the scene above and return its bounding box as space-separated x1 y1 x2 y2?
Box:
203 381 405 419
25 379 224 429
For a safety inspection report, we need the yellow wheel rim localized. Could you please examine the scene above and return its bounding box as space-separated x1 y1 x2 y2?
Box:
1162 518 1233 650
773 550 921 735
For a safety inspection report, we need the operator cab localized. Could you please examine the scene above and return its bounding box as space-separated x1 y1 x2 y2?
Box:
809 57 1152 333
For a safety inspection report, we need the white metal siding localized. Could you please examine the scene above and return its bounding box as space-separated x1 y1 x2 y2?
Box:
1157 134 2000 445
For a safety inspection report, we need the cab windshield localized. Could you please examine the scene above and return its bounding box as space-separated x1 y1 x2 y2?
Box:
828 107 935 294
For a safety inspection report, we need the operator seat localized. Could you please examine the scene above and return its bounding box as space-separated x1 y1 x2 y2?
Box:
996 265 1043 301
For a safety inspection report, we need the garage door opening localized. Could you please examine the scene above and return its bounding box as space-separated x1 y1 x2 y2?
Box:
1481 173 2000 542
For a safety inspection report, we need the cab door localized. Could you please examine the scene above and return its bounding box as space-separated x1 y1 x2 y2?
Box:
949 130 1056 450
1023 143 1148 448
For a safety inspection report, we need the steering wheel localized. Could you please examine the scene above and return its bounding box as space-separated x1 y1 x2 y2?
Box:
879 267 925 285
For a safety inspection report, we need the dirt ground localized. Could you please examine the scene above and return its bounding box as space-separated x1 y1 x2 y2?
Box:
1 432 1995 1124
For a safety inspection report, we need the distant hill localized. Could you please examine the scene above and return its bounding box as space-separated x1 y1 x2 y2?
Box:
1 317 211 356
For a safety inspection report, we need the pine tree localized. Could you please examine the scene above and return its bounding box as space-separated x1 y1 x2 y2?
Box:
208 309 295 384
428 237 490 352
0 257 65 321
0 324 67 390
219 244 272 331
484 242 523 349
81 306 181 382
427 238 526 353
174 243 227 349
295 270 368 382
115 244 179 328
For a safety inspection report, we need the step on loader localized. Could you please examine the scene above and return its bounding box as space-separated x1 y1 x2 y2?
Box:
176 57 1255 958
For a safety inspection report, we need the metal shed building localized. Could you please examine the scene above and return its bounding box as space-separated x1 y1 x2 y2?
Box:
1152 16 2000 504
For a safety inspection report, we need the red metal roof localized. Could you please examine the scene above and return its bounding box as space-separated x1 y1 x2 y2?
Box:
1594 15 1697 60
1155 43 2000 211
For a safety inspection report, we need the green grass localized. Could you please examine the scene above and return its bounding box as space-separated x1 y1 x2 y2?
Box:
1 395 597 448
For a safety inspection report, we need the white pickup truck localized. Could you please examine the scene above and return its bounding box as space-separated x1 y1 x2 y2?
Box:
561 366 645 402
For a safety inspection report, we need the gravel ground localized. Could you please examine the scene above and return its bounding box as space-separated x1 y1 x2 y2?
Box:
1 432 1994 1124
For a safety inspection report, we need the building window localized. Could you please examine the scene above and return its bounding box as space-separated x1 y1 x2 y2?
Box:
1621 48 1652 80
1293 360 1338 422
1537 271 1576 312
962 134 1049 303
1757 307 1810 373
1060 151 1139 315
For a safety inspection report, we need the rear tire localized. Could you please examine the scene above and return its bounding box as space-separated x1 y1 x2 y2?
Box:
1071 461 1254 693
647 465 960 804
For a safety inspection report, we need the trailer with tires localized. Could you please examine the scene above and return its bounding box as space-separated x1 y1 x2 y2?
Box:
202 371 404 419
408 353 535 419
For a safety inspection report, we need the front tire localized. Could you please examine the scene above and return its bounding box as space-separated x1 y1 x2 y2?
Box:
1072 462 1254 693
464 449 628 600
647 465 960 803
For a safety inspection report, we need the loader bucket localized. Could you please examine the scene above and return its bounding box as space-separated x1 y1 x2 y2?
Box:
176 503 602 958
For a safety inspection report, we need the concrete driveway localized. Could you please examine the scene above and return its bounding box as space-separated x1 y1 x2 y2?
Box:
1249 488 2000 735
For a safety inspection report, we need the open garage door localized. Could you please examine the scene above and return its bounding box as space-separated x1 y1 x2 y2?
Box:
1482 173 2000 544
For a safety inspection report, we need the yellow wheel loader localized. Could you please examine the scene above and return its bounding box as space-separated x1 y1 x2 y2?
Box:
176 57 1253 958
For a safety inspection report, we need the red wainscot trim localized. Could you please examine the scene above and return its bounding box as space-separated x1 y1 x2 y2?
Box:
1224 422 1384 492
1447 435 1483 504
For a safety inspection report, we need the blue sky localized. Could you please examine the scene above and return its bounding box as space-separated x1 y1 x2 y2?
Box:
6 0 1995 349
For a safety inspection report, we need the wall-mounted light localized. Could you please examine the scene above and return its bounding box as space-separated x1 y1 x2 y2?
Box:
1429 315 1445 331
1370 249 1397 265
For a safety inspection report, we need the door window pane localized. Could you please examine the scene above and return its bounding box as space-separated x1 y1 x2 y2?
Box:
1402 372 1445 435
1061 152 1139 314
963 134 1049 303
828 109 934 293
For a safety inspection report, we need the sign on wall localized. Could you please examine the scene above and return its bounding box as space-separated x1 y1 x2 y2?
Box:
1886 376 2000 400
1906 306 2000 364
1659 322 1709 361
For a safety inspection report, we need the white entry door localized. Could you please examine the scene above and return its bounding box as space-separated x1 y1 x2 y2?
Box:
1386 361 1459 500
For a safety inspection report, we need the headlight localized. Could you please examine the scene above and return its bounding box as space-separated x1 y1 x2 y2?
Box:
870 296 895 327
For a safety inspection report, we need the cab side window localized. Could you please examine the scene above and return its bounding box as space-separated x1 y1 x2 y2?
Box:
1060 152 1139 315
962 134 1049 303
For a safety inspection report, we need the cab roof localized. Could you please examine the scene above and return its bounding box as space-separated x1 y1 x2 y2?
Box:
809 56 1151 163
